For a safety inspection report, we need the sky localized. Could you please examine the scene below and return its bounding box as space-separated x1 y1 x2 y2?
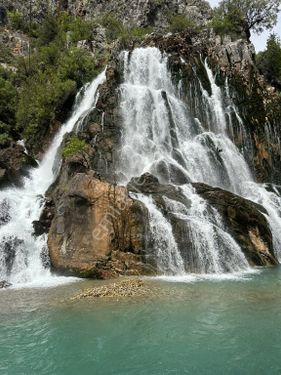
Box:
208 0 281 51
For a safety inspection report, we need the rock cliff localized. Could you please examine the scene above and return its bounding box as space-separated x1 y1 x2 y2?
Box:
0 0 211 28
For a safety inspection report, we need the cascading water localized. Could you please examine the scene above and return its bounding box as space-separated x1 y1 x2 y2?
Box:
0 70 106 287
118 47 251 275
197 62 281 262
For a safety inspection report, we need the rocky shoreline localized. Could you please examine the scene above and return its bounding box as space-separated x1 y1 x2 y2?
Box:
72 278 163 300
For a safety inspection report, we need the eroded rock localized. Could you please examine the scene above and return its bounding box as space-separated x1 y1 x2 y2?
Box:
47 172 156 278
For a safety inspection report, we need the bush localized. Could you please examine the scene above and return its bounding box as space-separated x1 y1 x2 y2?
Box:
208 16 234 35
0 77 18 126
12 14 98 142
99 13 125 40
16 72 76 138
7 11 25 31
63 136 87 158
57 48 97 87
169 15 199 33
0 133 12 147
36 16 60 46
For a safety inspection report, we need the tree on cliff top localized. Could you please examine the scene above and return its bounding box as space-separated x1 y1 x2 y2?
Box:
213 0 280 40
257 34 281 88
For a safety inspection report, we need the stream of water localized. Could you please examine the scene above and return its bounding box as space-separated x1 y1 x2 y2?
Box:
118 47 281 274
0 70 106 287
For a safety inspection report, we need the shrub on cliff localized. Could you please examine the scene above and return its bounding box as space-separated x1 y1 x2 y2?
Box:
169 15 200 33
257 34 281 89
0 71 18 143
16 72 76 139
100 13 125 41
212 0 280 40
63 136 87 158
13 14 98 143
7 10 25 31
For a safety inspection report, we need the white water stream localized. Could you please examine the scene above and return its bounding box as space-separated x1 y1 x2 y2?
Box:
118 47 281 274
0 70 106 287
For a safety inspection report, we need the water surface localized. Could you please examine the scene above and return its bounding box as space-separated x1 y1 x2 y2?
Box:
1 269 281 375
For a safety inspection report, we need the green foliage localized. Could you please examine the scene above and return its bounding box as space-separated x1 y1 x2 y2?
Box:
0 132 12 147
0 76 18 127
99 13 125 41
63 136 87 158
36 15 59 46
59 13 94 43
212 0 280 39
208 14 234 35
0 44 14 64
129 27 153 38
57 48 97 87
169 15 200 33
118 26 153 42
99 13 153 42
16 73 76 139
13 14 98 139
7 10 25 31
257 34 281 88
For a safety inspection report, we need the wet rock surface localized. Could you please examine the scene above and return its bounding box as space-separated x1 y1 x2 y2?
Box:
193 183 278 266
0 280 12 289
0 143 38 189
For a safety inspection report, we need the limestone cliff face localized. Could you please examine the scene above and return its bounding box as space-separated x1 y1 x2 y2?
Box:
0 0 211 28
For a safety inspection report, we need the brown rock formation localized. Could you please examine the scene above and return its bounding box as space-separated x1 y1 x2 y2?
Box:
47 172 156 278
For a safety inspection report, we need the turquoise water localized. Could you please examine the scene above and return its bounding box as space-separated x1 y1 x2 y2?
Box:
1 269 281 375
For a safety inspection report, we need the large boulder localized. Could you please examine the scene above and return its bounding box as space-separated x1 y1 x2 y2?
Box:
47 172 156 278
193 183 278 266
128 173 191 208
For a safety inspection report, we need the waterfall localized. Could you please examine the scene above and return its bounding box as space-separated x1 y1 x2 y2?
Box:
0 70 106 287
118 47 251 275
199 62 281 262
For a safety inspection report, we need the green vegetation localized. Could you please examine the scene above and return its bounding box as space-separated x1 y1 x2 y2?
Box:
0 13 100 145
99 13 152 42
100 13 125 41
0 68 18 145
0 10 154 149
210 0 280 39
257 34 281 88
7 10 25 31
169 15 200 33
63 136 88 158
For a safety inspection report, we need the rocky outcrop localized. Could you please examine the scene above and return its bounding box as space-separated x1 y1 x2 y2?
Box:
0 0 211 28
193 183 278 266
0 142 37 188
0 280 12 288
46 171 156 278
127 174 278 268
